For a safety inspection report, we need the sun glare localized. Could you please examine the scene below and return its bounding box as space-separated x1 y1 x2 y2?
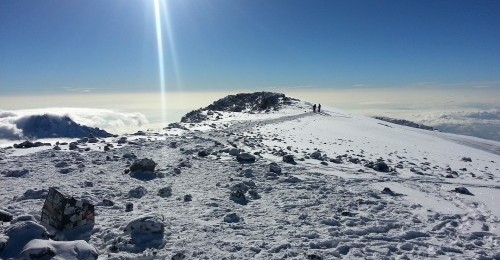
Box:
154 0 167 125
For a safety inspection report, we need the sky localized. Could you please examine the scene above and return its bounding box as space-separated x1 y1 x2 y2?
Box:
0 0 499 141
1 0 500 94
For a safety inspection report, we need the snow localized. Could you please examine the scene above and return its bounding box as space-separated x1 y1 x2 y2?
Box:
0 98 499 259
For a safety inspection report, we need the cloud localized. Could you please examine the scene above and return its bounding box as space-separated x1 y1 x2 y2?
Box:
0 108 149 140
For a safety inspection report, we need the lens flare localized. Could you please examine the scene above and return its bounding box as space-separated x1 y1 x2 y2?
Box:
162 2 182 90
153 0 167 124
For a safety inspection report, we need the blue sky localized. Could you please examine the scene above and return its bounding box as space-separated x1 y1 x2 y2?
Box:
1 0 499 94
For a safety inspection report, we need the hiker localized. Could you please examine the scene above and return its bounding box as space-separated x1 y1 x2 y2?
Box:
313 104 317 113
318 104 321 113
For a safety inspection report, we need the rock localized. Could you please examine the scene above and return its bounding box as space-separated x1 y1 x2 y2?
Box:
0 209 13 222
2 221 49 259
269 163 282 174
168 142 177 148
69 142 78 150
2 168 29 177
173 167 181 175
11 215 36 224
13 140 43 149
183 194 192 202
21 239 98 260
102 199 114 207
283 155 297 165
461 157 472 162
454 187 474 196
223 213 241 223
382 187 396 196
228 148 240 156
305 253 323 260
128 186 148 198
320 161 328 166
172 252 186 260
330 158 343 164
373 161 390 172
158 187 172 198
230 190 248 205
310 151 322 160
124 214 165 249
236 153 256 163
130 158 157 172
17 188 48 201
125 203 134 212
198 150 210 157
123 153 137 159
242 169 254 178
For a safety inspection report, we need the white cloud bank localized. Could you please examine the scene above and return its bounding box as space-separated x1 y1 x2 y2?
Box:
0 108 149 140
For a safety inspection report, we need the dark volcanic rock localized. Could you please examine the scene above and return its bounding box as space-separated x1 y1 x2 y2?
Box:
130 158 157 172
223 213 241 223
373 161 390 172
181 92 297 123
0 209 13 222
283 155 297 165
236 153 256 163
454 187 474 196
269 163 282 174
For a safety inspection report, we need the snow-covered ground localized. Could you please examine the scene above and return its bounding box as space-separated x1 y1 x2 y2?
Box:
1 98 499 259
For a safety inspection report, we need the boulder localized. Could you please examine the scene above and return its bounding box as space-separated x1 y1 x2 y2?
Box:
2 221 49 259
130 158 157 172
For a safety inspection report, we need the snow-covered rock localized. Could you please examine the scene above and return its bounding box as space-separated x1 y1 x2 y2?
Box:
21 239 98 260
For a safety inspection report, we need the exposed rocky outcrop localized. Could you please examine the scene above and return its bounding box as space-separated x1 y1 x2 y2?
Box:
181 92 297 123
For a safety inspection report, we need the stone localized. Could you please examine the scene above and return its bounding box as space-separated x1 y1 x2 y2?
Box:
269 163 282 174
198 150 210 157
228 148 240 156
128 186 148 198
283 155 297 165
454 187 474 196
236 153 256 163
125 203 134 212
223 213 241 223
130 158 157 172
461 157 472 162
0 209 13 222
183 194 192 202
373 161 390 172
382 187 396 196
2 168 29 177
310 151 322 160
158 187 172 198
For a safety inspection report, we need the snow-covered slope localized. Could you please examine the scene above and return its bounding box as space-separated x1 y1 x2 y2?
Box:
0 93 499 259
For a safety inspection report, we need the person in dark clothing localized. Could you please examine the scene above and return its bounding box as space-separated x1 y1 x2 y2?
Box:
318 104 321 112
313 104 317 113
